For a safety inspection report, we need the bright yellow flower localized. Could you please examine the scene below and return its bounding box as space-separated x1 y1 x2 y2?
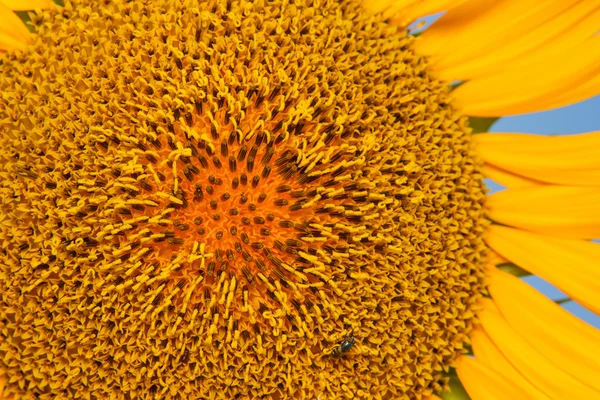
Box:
0 0 599 399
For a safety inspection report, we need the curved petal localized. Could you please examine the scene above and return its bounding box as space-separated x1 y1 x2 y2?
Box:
361 0 468 27
487 225 600 314
361 0 401 15
482 164 546 190
456 356 546 400
390 0 468 26
478 297 600 399
468 329 550 400
474 130 600 149
1 0 52 11
0 2 31 52
538 71 600 111
421 0 600 80
416 0 600 116
452 35 600 116
415 0 502 57
486 186 600 239
487 268 600 391
475 131 600 187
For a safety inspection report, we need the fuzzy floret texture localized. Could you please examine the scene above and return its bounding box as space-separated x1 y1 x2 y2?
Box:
0 0 487 399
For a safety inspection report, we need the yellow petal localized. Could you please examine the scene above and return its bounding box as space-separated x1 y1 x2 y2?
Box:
393 0 468 25
539 70 600 111
474 130 600 150
1 0 52 10
487 268 600 392
361 0 406 15
456 356 543 400
475 132 600 187
416 0 600 116
0 2 31 52
422 0 600 80
482 163 546 190
486 250 508 267
361 0 468 27
478 298 600 399
469 329 551 400
487 225 600 314
451 35 600 116
487 185 600 239
415 0 500 57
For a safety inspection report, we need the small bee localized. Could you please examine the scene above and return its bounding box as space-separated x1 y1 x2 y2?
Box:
331 331 355 358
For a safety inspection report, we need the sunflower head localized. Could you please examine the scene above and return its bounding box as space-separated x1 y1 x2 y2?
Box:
0 0 489 398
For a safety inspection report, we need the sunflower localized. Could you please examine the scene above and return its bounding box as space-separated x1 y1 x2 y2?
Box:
0 0 598 399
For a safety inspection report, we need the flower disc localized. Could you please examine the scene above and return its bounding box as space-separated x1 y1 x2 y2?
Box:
0 0 488 398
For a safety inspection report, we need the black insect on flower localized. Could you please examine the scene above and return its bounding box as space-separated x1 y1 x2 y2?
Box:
332 331 356 358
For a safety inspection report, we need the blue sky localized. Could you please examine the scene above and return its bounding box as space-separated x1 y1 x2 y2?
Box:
492 94 600 135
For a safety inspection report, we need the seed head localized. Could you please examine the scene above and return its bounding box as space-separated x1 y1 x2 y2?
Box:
0 0 487 398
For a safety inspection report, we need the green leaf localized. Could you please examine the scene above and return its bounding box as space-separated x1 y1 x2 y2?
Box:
468 116 499 134
497 263 531 278
555 297 571 305
15 11 35 34
441 368 471 400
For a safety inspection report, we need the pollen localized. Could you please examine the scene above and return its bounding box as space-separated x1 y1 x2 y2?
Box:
0 0 487 399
